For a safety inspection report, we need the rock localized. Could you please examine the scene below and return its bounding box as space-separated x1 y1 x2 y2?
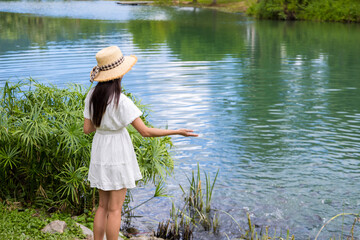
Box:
75 223 93 239
103 235 123 240
103 236 123 240
129 237 164 240
72 222 127 240
41 220 67 234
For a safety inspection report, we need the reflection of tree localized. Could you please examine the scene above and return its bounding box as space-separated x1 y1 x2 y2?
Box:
239 19 360 116
230 19 360 161
0 12 126 53
251 20 360 111
127 20 173 50
128 9 247 61
1 9 249 61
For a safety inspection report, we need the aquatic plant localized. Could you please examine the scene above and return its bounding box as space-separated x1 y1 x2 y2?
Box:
157 164 297 239
315 212 360 240
179 163 219 230
156 219 182 240
219 210 360 239
155 163 218 239
237 212 295 240
0 78 174 214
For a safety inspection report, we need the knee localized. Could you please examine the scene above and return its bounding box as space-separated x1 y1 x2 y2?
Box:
108 204 123 214
98 201 108 212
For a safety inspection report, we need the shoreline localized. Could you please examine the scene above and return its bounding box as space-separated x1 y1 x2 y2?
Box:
166 1 249 13
2 200 360 240
116 0 250 13
116 0 360 22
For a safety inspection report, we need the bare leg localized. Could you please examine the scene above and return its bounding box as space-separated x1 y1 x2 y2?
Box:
106 188 127 240
93 190 110 240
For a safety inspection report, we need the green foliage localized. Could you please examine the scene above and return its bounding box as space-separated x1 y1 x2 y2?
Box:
154 0 173 5
247 0 360 22
247 0 293 20
0 202 85 240
0 79 174 214
299 0 360 22
129 127 174 184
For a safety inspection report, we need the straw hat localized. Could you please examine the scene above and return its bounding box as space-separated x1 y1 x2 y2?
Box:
90 46 137 82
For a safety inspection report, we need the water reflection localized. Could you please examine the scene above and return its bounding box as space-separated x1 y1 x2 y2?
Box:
1 2 360 238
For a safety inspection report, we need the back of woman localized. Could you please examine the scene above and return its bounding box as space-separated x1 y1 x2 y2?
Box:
83 46 198 240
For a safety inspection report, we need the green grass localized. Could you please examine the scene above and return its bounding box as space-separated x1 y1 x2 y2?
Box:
0 202 86 240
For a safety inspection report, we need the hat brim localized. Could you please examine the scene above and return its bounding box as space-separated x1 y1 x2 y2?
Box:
90 55 137 82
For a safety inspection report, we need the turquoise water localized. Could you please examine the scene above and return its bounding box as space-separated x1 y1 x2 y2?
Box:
1 1 360 238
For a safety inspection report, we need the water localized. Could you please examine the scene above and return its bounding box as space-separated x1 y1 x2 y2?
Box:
1 1 360 238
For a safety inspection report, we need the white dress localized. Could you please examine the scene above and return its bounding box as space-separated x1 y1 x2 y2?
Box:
83 88 143 191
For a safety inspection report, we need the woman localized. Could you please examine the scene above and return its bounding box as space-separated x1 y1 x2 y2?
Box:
83 46 198 240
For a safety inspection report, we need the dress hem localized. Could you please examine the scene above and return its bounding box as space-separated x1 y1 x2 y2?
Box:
89 177 142 191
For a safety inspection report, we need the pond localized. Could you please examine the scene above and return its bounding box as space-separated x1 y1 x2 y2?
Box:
1 1 360 238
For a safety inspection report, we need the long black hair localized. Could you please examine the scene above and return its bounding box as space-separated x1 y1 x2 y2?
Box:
90 78 122 127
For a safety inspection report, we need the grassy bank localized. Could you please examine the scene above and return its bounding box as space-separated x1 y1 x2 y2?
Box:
173 0 251 13
126 0 360 22
150 0 252 13
247 0 360 22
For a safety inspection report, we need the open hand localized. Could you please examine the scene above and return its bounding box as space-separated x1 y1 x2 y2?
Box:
177 129 198 137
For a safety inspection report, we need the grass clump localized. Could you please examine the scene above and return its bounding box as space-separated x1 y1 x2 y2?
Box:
0 78 174 215
155 163 219 239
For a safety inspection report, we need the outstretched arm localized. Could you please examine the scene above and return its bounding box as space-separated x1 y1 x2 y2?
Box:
83 118 96 134
131 117 198 137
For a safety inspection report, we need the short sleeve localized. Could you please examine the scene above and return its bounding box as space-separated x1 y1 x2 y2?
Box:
118 95 142 126
83 89 94 119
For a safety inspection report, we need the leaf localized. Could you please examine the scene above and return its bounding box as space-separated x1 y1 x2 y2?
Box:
0 146 20 170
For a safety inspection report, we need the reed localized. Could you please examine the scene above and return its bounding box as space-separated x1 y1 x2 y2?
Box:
179 163 219 215
156 163 218 239
314 212 360 240
181 163 219 229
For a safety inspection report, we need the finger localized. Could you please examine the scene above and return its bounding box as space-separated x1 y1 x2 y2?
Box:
188 133 198 137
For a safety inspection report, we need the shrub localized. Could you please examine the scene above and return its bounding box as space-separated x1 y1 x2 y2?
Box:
247 0 360 22
0 78 173 214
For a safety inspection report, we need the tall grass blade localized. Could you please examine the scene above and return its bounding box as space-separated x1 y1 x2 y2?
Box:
315 213 358 240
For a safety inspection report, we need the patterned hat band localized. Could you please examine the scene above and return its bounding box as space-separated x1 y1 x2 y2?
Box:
90 56 125 83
